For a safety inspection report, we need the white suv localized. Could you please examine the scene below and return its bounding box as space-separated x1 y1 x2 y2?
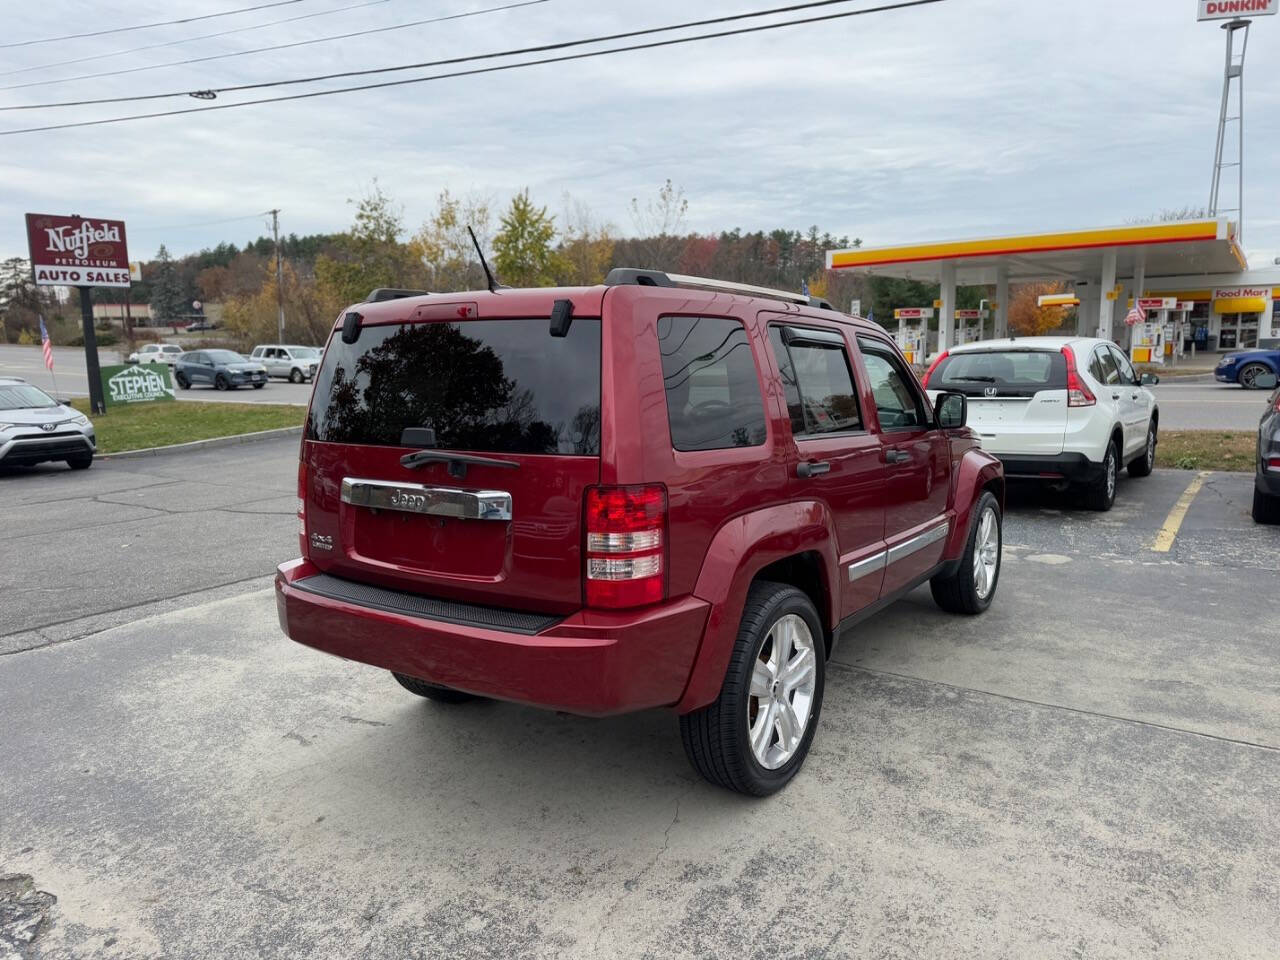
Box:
923 337 1159 511
127 343 184 365
249 344 321 383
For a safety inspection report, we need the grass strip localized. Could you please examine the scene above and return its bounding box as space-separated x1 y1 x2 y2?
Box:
72 398 304 454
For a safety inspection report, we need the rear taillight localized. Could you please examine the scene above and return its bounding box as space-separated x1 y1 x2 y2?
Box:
585 484 667 608
1267 457 1280 472
920 350 948 389
297 459 307 554
1062 346 1096 407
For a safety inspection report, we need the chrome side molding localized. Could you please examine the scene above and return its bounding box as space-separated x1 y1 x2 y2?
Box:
341 478 512 521
847 551 887 582
886 519 949 565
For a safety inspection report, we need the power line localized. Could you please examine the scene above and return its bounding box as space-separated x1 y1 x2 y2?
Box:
0 0 311 50
0 0 551 93
1 0 401 79
5 0 917 110
0 0 943 136
130 212 277 233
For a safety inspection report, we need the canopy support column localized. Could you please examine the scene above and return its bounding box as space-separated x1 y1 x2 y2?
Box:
939 261 956 354
1098 248 1117 341
995 265 1008 339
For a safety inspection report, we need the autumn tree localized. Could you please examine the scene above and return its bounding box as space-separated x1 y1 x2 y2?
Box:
410 189 494 292
1008 281 1072 337
222 260 334 348
315 182 425 307
628 179 688 269
556 194 614 286
493 189 562 287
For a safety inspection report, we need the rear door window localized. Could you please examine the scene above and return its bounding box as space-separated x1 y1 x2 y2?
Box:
930 350 1067 397
659 315 766 451
1096 348 1122 386
768 326 862 436
308 319 601 455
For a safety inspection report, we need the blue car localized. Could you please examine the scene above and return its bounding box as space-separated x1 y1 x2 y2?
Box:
174 349 268 391
1215 349 1280 390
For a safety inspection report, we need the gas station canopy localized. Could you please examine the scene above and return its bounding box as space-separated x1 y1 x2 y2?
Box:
826 219 1246 286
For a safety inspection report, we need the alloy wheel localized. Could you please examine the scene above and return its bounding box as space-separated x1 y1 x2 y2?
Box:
747 614 818 770
972 506 1000 600
1106 448 1117 500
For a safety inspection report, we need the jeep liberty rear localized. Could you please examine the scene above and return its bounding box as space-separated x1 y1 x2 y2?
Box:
276 274 1004 795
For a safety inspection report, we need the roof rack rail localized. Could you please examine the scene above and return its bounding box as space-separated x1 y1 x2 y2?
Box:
365 287 430 303
604 268 835 311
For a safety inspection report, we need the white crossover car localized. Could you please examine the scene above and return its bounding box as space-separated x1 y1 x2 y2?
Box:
923 337 1159 511
128 343 184 365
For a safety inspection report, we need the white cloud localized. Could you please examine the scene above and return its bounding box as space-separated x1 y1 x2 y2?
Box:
2 0 1278 265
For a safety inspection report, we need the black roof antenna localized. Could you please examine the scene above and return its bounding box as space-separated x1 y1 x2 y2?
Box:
468 225 504 293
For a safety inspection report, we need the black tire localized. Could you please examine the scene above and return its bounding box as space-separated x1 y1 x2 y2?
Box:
1253 487 1280 525
253 382 265 389
679 581 825 796
175 372 190 390
214 374 229 391
1239 363 1271 390
392 672 479 703
1128 420 1157 478
1083 439 1119 511
930 490 1002 615
289 368 304 384
66 454 93 471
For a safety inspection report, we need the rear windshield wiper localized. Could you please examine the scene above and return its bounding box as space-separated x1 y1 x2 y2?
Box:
400 449 520 479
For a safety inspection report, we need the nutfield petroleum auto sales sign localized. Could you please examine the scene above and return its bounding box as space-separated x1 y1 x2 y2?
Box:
25 212 132 288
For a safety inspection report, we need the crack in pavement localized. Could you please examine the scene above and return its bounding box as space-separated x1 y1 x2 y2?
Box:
837 662 1280 754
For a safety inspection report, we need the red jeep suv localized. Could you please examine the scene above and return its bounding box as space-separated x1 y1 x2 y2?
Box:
276 269 1004 795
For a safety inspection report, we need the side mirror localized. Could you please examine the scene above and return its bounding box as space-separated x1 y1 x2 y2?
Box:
935 391 967 429
1140 373 1160 386
1257 373 1278 390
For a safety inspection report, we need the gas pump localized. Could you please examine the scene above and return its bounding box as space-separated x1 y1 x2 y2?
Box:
1164 301 1193 365
893 307 932 365
954 309 989 345
1129 297 1175 366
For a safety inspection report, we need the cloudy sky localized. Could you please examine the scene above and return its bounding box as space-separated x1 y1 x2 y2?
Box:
3 0 1279 267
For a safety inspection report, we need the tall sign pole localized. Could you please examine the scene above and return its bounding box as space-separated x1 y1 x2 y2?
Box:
1200 0 1276 242
271 208 285 343
25 213 131 415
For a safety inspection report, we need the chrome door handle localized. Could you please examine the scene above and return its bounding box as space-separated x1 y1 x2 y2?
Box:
796 460 831 478
884 449 911 464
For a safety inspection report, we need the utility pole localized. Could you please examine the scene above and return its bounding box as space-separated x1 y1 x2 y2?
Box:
270 208 285 343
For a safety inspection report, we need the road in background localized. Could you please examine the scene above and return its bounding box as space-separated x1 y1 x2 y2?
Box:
1148 376 1270 431
0 344 312 406
2 441 1279 958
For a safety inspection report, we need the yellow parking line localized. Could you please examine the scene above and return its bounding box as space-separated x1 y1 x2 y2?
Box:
1150 471 1210 553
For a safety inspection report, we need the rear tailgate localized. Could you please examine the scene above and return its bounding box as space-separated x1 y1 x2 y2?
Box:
302 310 601 615
930 348 1069 456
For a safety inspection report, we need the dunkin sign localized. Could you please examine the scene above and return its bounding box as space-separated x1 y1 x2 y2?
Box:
1198 0 1276 19
25 212 132 288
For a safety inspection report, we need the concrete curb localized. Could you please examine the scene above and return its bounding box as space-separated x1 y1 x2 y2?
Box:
101 425 302 460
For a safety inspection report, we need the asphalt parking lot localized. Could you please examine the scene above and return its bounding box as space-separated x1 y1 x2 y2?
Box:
2 439 1278 959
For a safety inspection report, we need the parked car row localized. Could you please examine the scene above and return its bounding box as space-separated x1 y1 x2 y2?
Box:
127 342 324 388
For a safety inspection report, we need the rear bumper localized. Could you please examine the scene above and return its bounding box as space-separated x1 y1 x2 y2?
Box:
275 559 710 716
995 452 1102 483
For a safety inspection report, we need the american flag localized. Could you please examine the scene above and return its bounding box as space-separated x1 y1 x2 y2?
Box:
38 317 53 370
1124 303 1146 326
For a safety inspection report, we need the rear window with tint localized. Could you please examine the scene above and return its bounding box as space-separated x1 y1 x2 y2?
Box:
931 350 1066 396
659 315 766 451
308 319 601 455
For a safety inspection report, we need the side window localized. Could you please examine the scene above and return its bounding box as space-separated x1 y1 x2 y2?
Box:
1088 349 1106 383
250 347 262 357
768 327 862 436
857 339 928 431
1109 346 1137 384
1097 347 1121 386
658 315 767 451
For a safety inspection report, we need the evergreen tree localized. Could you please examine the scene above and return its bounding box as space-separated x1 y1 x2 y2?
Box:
149 245 187 326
